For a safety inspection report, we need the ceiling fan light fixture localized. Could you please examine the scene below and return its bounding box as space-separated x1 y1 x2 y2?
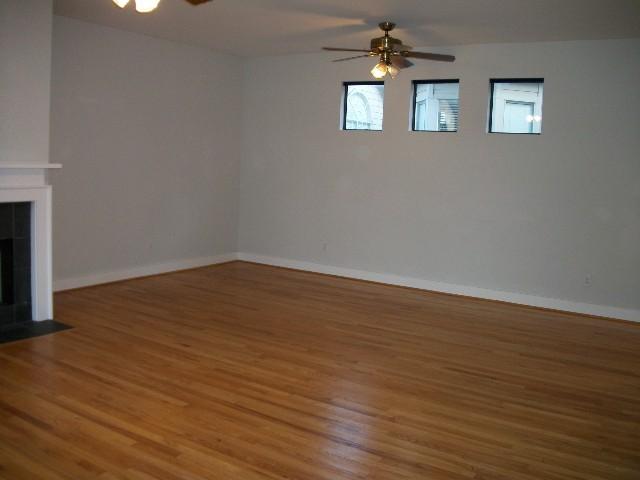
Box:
325 21 455 79
371 61 388 79
112 0 130 7
135 0 161 13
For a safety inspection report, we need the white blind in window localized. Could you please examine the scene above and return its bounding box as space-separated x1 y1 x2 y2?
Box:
438 99 459 132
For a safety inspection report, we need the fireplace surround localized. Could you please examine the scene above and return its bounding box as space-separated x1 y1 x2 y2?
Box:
0 163 61 323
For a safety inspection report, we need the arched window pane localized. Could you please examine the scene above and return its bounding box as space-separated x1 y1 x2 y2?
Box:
343 83 384 131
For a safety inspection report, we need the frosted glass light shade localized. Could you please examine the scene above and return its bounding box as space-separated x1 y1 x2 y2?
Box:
371 62 387 79
135 0 161 13
112 0 130 7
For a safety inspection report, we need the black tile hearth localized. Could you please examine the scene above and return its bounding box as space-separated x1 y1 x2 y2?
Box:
0 320 72 344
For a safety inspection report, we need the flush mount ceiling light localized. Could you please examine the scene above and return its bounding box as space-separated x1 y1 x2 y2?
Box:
111 0 213 14
323 22 455 79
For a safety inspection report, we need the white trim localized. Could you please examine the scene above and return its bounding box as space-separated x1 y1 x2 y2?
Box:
0 163 62 169
237 252 640 323
53 253 238 292
52 251 640 323
0 164 62 189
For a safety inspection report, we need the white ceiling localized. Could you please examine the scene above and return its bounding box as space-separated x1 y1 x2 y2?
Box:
53 0 640 57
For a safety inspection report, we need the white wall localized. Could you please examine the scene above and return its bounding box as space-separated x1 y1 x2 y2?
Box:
0 0 52 164
50 17 242 285
239 39 640 315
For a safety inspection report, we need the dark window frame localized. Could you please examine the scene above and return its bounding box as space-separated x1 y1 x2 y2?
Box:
488 78 544 135
411 79 460 133
342 81 385 131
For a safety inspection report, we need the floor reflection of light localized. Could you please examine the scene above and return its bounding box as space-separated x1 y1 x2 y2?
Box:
313 376 377 477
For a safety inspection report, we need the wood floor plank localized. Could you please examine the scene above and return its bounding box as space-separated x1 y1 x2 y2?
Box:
1 261 639 479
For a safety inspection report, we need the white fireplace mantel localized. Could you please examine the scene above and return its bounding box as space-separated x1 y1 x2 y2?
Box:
0 163 62 188
0 163 61 321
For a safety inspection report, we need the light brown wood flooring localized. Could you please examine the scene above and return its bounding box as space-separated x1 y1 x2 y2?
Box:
1 261 639 479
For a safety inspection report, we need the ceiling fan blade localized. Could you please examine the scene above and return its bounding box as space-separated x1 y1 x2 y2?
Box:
332 54 372 62
391 56 414 69
184 0 214 4
394 44 413 52
404 51 455 62
323 47 372 53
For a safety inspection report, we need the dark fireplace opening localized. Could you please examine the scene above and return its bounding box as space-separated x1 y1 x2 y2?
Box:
0 239 14 306
0 202 32 328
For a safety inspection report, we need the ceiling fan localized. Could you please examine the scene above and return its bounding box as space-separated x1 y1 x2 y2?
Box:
112 0 213 14
323 22 455 79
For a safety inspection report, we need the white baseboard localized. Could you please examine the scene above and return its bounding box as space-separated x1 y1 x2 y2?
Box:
53 253 238 292
53 251 640 323
237 252 640 323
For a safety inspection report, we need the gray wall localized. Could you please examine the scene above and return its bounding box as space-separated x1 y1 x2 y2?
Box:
239 39 640 311
0 0 52 164
47 17 640 316
51 16 243 281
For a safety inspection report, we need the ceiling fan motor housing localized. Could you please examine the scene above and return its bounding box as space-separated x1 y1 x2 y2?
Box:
370 35 403 53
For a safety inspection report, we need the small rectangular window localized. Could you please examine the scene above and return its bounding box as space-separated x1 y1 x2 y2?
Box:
343 82 384 131
489 79 544 134
412 80 460 132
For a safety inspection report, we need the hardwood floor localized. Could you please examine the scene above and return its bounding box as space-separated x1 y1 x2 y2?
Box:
1 261 639 479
